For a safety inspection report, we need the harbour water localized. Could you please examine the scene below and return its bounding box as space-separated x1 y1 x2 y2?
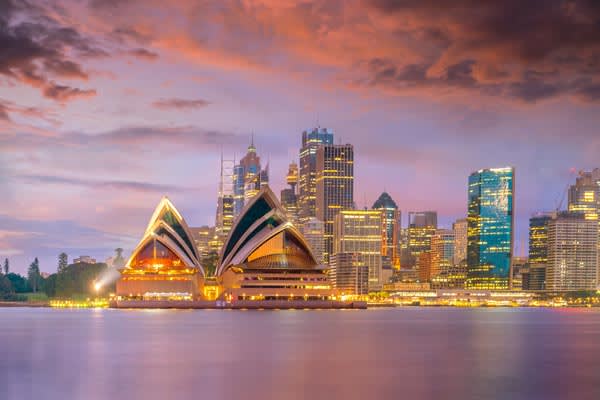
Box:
1 307 599 400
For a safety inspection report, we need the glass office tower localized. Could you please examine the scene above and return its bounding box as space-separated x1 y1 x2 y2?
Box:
298 128 334 221
466 167 515 289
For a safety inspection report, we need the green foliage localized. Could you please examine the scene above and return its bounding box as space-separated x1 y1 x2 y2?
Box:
3 258 8 275
54 262 114 298
58 253 68 274
0 273 15 299
6 273 31 293
27 257 41 293
43 273 57 297
24 292 49 302
201 251 219 277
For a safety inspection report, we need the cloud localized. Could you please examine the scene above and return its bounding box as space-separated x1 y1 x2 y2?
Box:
152 98 211 110
0 0 99 101
16 174 192 194
43 84 97 101
128 48 159 60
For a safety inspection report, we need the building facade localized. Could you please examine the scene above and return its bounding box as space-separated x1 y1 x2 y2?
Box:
280 161 299 224
526 212 553 290
466 167 515 289
568 169 600 284
298 127 334 221
233 140 269 218
372 192 401 267
300 217 325 265
333 210 383 290
407 211 437 267
316 144 354 263
452 218 468 266
546 212 598 291
431 229 455 280
329 253 369 296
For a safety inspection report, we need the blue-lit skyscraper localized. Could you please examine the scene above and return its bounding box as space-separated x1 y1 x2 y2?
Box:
466 167 515 289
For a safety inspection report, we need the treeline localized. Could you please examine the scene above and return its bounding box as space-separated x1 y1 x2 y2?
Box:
0 256 116 301
45 262 116 298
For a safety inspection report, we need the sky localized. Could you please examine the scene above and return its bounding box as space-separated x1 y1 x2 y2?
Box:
1 0 600 274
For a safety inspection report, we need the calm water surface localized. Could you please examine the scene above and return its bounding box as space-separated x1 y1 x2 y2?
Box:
1 307 599 400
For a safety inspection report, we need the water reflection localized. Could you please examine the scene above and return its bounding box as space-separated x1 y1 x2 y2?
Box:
1 308 600 400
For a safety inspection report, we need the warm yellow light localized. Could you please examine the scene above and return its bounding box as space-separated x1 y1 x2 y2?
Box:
94 282 102 292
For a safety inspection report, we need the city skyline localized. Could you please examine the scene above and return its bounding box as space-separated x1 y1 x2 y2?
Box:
2 1 600 274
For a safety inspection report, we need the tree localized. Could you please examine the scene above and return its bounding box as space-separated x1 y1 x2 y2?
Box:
6 273 30 293
58 253 68 273
0 273 14 299
28 257 41 293
3 258 8 275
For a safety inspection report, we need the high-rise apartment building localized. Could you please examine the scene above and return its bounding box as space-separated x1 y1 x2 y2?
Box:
407 211 437 266
546 212 598 291
568 169 600 284
466 167 515 289
301 217 325 265
329 253 369 296
452 218 467 265
372 192 401 267
298 127 334 221
333 210 383 290
316 144 354 263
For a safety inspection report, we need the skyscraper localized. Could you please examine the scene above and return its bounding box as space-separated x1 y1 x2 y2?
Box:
431 229 455 280
233 139 269 217
316 144 354 263
568 169 600 284
407 211 437 266
334 210 383 290
546 212 598 291
215 154 235 241
527 212 552 290
452 218 467 266
466 167 515 290
372 192 401 267
280 161 299 224
301 217 325 265
568 169 600 221
298 127 334 221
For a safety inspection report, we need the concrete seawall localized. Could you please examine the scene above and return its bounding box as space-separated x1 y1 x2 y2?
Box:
111 299 367 309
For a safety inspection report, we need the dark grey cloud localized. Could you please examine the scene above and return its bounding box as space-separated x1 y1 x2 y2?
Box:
0 0 99 101
152 98 211 110
364 0 600 102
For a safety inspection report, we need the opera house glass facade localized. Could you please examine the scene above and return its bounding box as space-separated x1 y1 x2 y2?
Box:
116 197 205 300
466 167 515 290
217 187 334 303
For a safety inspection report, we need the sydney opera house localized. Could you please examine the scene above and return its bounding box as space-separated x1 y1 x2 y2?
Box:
113 187 363 309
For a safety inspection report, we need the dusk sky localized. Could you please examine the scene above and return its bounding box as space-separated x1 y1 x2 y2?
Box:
2 0 600 274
